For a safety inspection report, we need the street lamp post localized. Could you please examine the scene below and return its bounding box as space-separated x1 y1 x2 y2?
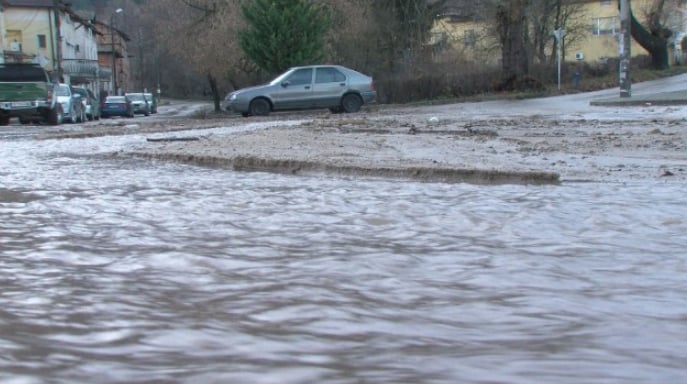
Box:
110 8 123 95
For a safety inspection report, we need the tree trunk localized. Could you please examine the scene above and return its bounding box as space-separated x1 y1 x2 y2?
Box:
627 1 670 69
496 0 530 89
630 13 669 69
207 73 221 112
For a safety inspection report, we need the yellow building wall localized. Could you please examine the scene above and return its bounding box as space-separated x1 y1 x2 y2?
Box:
571 0 648 62
431 19 500 65
431 0 654 65
3 8 55 69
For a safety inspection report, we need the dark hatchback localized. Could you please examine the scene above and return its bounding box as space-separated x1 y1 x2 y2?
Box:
101 96 133 118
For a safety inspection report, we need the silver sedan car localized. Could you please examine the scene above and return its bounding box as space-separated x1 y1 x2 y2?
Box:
223 65 376 117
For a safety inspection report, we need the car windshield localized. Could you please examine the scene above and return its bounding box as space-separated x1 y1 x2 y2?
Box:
269 67 314 86
55 85 70 96
106 96 126 103
144 93 152 101
269 68 298 85
127 94 144 101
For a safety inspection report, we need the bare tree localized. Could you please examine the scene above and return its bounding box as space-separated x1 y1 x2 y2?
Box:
323 0 379 71
351 0 445 73
629 0 674 69
142 0 246 111
495 0 531 88
527 0 586 65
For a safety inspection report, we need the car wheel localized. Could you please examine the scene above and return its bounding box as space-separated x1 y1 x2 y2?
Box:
341 94 363 113
249 98 271 116
0 116 10 126
329 106 344 114
68 106 76 123
48 105 63 125
19 117 31 125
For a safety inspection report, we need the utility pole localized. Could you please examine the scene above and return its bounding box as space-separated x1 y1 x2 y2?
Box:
54 4 63 82
553 29 565 91
0 3 6 64
110 8 122 95
619 0 631 97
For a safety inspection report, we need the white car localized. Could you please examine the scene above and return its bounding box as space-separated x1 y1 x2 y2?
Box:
55 84 85 123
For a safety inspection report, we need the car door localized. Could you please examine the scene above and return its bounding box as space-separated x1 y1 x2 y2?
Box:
270 68 314 110
312 67 347 108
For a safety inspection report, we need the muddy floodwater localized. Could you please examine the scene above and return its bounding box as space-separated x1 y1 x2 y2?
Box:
1 133 686 384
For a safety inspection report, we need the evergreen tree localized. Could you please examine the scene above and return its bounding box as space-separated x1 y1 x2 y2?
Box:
238 0 331 75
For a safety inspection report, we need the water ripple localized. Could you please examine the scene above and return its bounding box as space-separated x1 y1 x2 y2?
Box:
0 138 686 383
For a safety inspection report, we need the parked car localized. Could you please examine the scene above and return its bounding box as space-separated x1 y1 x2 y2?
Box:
125 92 150 116
222 65 376 117
55 84 86 123
144 92 157 113
0 63 62 125
101 95 134 118
71 87 100 121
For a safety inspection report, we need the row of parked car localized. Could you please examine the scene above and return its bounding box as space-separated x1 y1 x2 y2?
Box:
101 92 158 118
48 85 159 124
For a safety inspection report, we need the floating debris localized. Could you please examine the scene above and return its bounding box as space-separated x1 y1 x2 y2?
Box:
146 137 200 142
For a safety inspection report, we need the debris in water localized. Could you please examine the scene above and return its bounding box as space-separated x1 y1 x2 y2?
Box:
146 137 200 142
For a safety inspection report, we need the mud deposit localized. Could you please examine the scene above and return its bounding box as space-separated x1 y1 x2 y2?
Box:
36 98 687 184
118 111 686 184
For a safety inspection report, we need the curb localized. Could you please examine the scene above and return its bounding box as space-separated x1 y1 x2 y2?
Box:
590 90 687 106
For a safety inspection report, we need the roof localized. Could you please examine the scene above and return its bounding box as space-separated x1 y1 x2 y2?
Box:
430 0 483 21
4 1 100 35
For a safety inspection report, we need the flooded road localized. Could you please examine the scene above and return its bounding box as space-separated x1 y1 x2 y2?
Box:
1 131 686 383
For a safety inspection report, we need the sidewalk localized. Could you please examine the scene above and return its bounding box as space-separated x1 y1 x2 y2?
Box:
590 89 687 106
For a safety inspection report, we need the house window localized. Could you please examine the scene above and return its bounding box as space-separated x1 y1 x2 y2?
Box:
37 34 46 49
592 16 618 35
464 29 476 48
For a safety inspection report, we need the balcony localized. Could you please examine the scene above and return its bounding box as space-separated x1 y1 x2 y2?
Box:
62 59 99 80
3 50 40 64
